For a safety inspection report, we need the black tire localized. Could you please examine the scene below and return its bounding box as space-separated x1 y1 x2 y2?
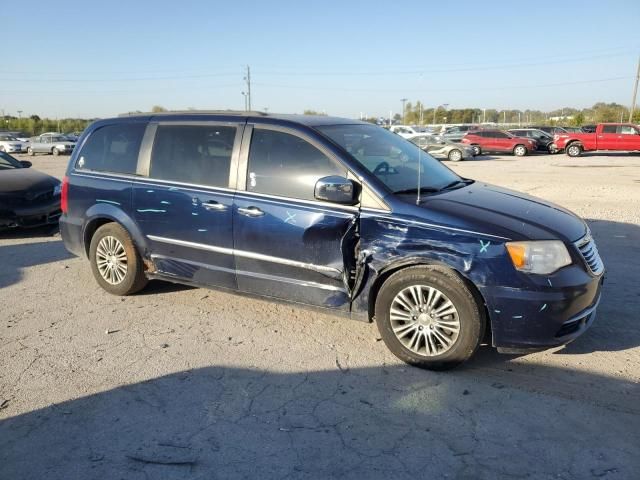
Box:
513 144 528 157
89 223 148 295
27 147 34 156
471 145 481 156
448 149 463 162
375 266 485 370
52 147 60 156
566 143 583 157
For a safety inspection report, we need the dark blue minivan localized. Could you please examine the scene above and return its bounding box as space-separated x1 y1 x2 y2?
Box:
59 112 604 369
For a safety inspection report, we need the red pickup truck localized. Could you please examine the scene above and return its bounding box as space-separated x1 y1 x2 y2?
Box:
553 123 640 157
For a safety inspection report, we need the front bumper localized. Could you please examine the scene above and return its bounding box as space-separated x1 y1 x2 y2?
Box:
482 269 604 351
0 199 62 229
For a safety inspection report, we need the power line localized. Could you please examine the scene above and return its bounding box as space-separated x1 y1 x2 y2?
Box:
253 76 633 94
1 49 636 82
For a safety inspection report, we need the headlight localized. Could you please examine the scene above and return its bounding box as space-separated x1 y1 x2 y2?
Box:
53 184 62 196
505 240 571 274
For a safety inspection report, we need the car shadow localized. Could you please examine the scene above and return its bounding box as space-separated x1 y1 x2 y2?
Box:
0 224 59 240
0 363 638 479
0 239 74 289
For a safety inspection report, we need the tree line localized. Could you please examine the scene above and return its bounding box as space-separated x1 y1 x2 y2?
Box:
2 101 638 136
363 101 640 126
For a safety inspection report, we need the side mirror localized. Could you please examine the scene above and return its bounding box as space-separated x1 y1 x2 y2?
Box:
314 176 357 205
20 160 32 168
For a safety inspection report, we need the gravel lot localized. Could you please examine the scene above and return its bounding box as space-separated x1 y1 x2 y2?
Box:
1 151 639 479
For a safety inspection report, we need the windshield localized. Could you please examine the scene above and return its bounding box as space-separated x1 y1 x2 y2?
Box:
0 152 23 170
318 124 463 196
49 136 67 142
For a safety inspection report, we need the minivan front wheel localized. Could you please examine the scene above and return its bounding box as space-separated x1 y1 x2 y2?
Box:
375 266 484 370
89 223 148 295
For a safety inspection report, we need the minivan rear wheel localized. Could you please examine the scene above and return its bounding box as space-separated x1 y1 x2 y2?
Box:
89 223 148 295
375 266 484 370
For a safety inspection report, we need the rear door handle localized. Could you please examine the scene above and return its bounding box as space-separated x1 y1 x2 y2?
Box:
238 206 264 217
202 201 226 211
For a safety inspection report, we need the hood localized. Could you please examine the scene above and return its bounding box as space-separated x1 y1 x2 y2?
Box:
0 168 60 195
420 182 586 242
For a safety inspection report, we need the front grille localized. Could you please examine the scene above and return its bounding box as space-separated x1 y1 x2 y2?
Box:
575 233 604 276
0 189 56 207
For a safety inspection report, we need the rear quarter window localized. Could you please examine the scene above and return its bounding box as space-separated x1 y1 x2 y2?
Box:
76 123 145 174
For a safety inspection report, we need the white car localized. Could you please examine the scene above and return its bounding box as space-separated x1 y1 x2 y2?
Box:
0 134 24 154
389 125 421 138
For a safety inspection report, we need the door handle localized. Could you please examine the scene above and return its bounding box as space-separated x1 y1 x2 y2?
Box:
202 201 226 211
238 206 264 217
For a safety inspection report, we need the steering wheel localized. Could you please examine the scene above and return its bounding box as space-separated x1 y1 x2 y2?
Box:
373 161 391 175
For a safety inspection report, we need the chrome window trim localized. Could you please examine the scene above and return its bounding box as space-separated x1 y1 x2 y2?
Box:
147 235 343 278
70 171 236 196
137 122 157 176
233 190 360 213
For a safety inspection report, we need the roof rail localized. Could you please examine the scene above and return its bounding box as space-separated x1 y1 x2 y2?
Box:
118 109 268 117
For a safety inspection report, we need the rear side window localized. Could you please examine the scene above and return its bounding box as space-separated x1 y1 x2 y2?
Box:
77 123 145 174
619 125 637 134
602 125 617 134
149 125 236 187
247 129 347 200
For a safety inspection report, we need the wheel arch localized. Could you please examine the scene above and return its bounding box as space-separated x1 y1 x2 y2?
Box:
366 258 490 339
82 205 148 258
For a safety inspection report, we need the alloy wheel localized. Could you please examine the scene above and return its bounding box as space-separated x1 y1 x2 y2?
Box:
95 236 128 285
389 285 460 356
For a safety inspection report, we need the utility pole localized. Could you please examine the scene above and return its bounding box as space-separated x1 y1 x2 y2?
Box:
17 110 22 119
400 98 408 124
243 65 252 111
629 55 640 122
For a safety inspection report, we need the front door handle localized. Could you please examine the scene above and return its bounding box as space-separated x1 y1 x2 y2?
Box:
238 206 264 217
202 201 226 211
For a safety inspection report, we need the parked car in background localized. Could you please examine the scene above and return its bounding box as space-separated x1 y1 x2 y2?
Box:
553 123 640 157
508 128 556 153
0 151 62 229
0 133 25 154
60 112 603 370
389 125 420 138
7 131 31 143
530 126 568 136
409 134 475 161
438 125 479 143
461 130 536 156
581 125 597 133
27 133 76 156
560 126 583 133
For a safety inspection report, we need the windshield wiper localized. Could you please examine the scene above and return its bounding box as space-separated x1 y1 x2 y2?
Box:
439 179 474 191
393 187 440 195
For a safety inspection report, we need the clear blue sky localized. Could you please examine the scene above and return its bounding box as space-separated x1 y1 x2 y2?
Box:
2 0 639 119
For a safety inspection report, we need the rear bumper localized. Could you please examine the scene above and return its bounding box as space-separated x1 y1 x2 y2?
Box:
482 272 604 351
59 214 85 257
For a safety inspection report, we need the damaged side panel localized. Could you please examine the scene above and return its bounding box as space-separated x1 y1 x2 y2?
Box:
350 212 509 322
233 192 360 310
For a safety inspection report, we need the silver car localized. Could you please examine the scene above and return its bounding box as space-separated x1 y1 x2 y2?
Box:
409 135 474 161
27 133 76 156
